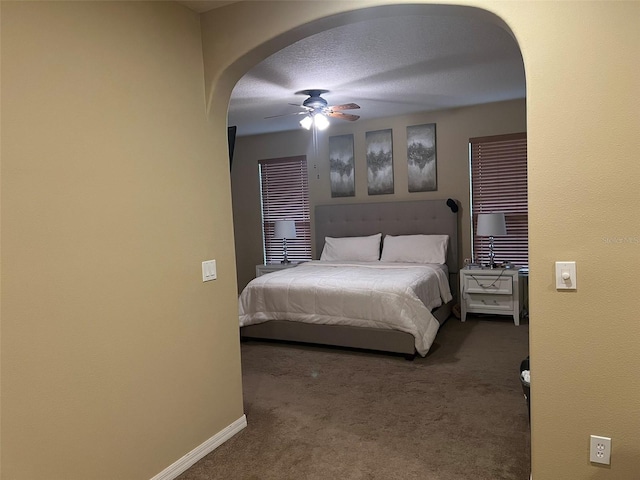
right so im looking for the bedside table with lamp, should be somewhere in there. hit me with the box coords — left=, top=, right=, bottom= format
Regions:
left=460, top=212, right=524, bottom=325
left=256, top=219, right=302, bottom=277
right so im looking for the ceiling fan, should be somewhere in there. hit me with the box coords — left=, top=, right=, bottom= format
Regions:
left=266, top=89, right=360, bottom=130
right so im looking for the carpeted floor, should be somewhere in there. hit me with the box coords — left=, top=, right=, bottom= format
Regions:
left=179, top=315, right=530, bottom=480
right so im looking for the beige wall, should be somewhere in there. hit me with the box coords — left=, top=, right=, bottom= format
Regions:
left=1, top=1, right=638, bottom=480
left=231, top=100, right=526, bottom=291
left=1, top=2, right=243, bottom=479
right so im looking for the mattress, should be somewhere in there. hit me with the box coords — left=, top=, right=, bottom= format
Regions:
left=238, top=261, right=453, bottom=356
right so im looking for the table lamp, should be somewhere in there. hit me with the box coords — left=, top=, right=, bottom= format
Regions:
left=274, top=220, right=297, bottom=264
left=476, top=212, right=507, bottom=268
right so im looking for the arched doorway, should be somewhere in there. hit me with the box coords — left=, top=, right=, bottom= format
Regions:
left=206, top=3, right=529, bottom=479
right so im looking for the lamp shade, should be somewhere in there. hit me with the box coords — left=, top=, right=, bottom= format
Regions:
left=299, top=115, right=313, bottom=130
left=274, top=220, right=297, bottom=239
left=314, top=113, right=330, bottom=130
left=476, top=212, right=507, bottom=237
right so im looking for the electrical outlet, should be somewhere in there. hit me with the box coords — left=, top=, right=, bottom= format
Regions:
left=590, top=435, right=611, bottom=465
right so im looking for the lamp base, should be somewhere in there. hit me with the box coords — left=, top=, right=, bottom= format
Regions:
left=281, top=239, right=291, bottom=264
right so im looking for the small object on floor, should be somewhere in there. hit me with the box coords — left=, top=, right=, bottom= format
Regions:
left=452, top=303, right=461, bottom=319
left=520, top=356, right=531, bottom=422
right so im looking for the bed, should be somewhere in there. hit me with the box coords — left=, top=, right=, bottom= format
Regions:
left=239, top=199, right=460, bottom=358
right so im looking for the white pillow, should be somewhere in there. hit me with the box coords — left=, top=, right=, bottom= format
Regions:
left=380, top=234, right=449, bottom=264
left=320, top=233, right=382, bottom=262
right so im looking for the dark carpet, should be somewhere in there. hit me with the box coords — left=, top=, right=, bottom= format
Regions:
left=179, top=315, right=530, bottom=480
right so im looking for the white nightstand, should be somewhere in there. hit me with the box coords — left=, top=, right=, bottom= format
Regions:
left=255, top=262, right=300, bottom=277
left=460, top=268, right=523, bottom=325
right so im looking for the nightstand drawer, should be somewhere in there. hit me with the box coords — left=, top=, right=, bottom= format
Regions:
left=465, top=294, right=514, bottom=311
left=464, top=275, right=513, bottom=295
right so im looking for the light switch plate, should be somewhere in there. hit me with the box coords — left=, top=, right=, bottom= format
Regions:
left=202, top=260, right=217, bottom=282
left=555, top=261, right=576, bottom=290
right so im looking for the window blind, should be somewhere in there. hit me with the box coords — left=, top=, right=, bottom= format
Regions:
left=470, top=133, right=528, bottom=267
left=259, top=156, right=312, bottom=264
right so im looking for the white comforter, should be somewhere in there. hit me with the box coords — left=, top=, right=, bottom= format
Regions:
left=238, top=261, right=453, bottom=356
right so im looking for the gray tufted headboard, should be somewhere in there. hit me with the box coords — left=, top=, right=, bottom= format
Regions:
left=315, top=199, right=460, bottom=289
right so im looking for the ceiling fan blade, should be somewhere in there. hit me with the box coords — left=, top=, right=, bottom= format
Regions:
left=264, top=111, right=307, bottom=119
left=327, top=112, right=360, bottom=121
left=328, top=103, right=360, bottom=111
left=288, top=103, right=313, bottom=110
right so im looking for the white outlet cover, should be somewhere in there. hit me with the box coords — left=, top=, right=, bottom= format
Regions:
left=589, top=435, right=611, bottom=465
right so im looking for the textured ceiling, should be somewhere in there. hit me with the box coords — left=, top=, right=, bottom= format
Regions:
left=228, top=13, right=525, bottom=137
left=177, top=4, right=526, bottom=137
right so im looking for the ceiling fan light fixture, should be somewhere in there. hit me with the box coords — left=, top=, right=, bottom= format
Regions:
left=272, top=90, right=358, bottom=130
left=314, top=113, right=330, bottom=130
left=299, top=115, right=313, bottom=130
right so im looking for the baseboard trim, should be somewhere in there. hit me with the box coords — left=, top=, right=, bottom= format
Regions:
left=150, top=415, right=247, bottom=480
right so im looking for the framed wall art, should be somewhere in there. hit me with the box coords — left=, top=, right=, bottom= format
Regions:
left=407, top=123, right=437, bottom=192
left=366, top=129, right=394, bottom=195
left=328, top=134, right=355, bottom=197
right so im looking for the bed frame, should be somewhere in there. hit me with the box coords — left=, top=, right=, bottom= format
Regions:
left=240, top=199, right=460, bottom=357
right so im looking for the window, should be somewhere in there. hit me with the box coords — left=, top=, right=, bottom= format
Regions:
left=259, top=155, right=312, bottom=263
left=470, top=133, right=528, bottom=267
